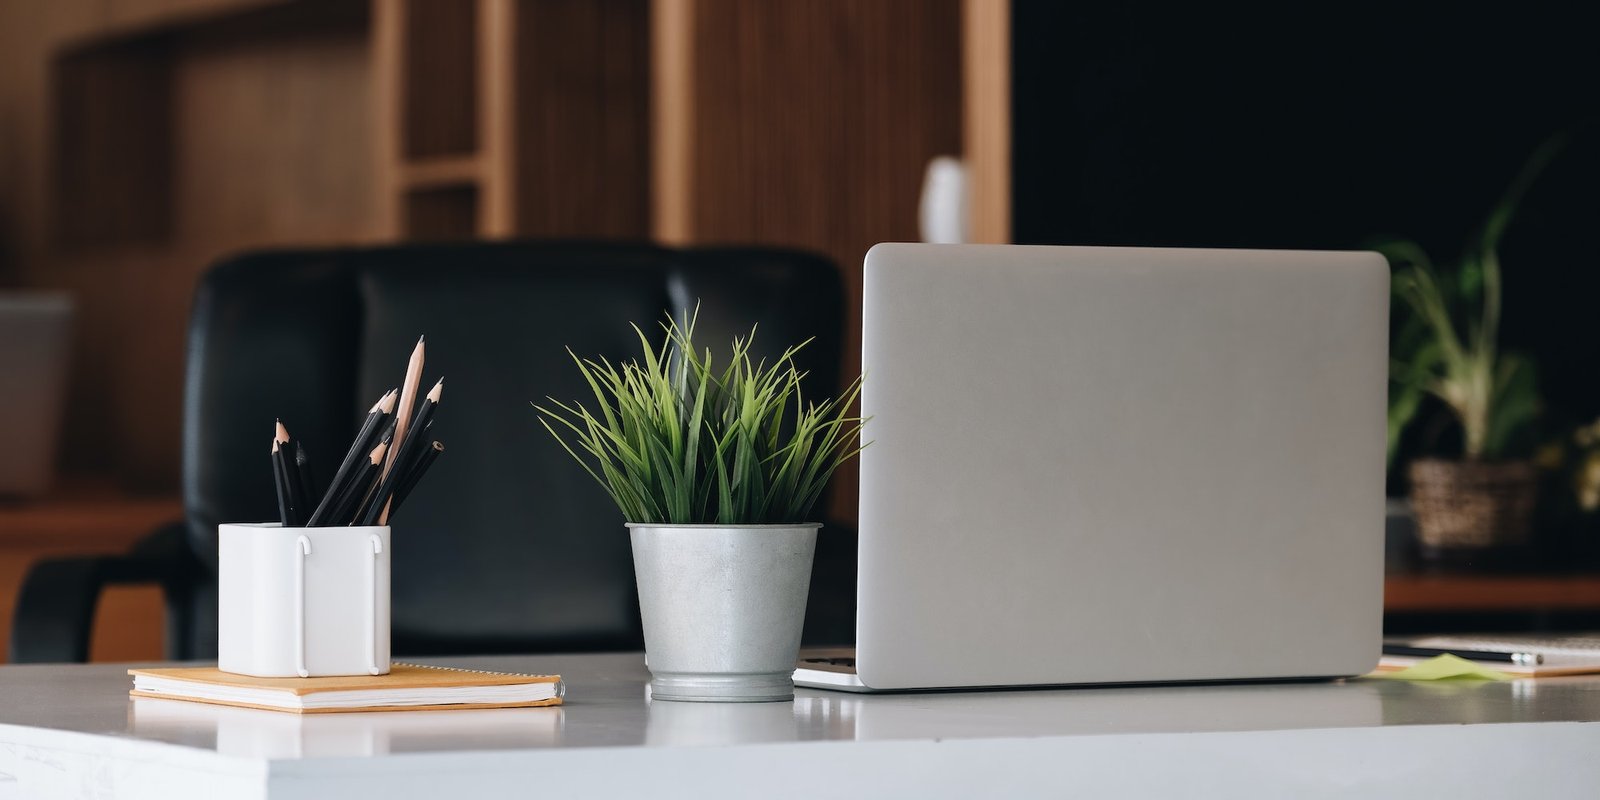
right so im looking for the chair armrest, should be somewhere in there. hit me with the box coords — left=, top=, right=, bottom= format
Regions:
left=9, top=522, right=192, bottom=664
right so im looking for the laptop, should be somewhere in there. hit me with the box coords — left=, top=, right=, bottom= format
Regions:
left=795, top=244, right=1389, bottom=692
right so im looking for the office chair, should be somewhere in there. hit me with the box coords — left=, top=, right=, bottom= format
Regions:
left=10, top=241, right=856, bottom=662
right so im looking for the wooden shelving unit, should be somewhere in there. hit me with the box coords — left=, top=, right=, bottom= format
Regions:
left=373, top=0, right=650, bottom=242
left=8, top=0, right=992, bottom=659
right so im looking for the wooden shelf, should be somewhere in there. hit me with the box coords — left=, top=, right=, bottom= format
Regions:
left=398, top=155, right=483, bottom=189
left=403, top=185, right=480, bottom=240
left=398, top=0, right=478, bottom=160
left=1385, top=574, right=1600, bottom=613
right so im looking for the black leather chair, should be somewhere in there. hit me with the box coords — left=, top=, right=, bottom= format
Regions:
left=10, top=242, right=857, bottom=662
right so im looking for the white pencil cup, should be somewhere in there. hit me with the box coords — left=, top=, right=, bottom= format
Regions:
left=218, top=523, right=391, bottom=678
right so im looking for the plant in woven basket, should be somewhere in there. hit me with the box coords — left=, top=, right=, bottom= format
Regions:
left=534, top=309, right=866, bottom=525
left=1384, top=134, right=1565, bottom=549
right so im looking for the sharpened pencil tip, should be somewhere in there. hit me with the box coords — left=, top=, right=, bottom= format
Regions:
left=275, top=420, right=290, bottom=442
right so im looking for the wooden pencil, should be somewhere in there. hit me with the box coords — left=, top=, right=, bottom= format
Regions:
left=271, top=437, right=293, bottom=526
left=275, top=421, right=306, bottom=526
left=387, top=441, right=443, bottom=520
left=384, top=336, right=426, bottom=482
left=328, top=441, right=387, bottom=526
left=348, top=421, right=399, bottom=524
left=378, top=377, right=441, bottom=524
left=306, top=389, right=396, bottom=526
left=291, top=440, right=315, bottom=523
left=359, top=417, right=435, bottom=526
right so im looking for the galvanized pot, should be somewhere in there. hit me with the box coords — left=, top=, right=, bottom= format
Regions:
left=627, top=523, right=819, bottom=702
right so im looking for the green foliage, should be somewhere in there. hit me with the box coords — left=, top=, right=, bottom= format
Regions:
left=535, top=310, right=867, bottom=525
left=1384, top=134, right=1564, bottom=463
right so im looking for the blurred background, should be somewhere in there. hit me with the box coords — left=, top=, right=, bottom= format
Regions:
left=0, top=0, right=1596, bottom=660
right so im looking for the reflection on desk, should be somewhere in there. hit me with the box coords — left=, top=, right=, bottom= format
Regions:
left=4, top=653, right=1600, bottom=798
left=131, top=699, right=563, bottom=759
left=124, top=672, right=1555, bottom=758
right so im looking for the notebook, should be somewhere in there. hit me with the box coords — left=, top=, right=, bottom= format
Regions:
left=1376, top=634, right=1600, bottom=677
left=128, top=663, right=564, bottom=713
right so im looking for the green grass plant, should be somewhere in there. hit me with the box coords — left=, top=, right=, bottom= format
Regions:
left=536, top=309, right=866, bottom=524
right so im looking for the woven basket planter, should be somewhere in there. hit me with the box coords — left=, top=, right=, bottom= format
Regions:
left=1408, top=458, right=1538, bottom=549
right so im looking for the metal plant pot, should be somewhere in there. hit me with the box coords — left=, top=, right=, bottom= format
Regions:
left=627, top=523, right=819, bottom=702
left=1408, top=458, right=1538, bottom=550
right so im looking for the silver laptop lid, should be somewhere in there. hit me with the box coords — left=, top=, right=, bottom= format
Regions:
left=857, top=244, right=1388, bottom=689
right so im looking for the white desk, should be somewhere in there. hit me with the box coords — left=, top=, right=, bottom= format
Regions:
left=2, top=652, right=1597, bottom=798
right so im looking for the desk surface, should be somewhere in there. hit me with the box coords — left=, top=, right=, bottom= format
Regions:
left=3, top=652, right=1599, bottom=799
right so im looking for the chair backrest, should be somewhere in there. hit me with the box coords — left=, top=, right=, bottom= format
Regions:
left=181, top=242, right=845, bottom=655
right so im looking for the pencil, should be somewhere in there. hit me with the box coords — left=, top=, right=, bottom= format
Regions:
left=281, top=422, right=315, bottom=524
left=271, top=437, right=293, bottom=526
left=329, top=441, right=388, bottom=526
left=359, top=405, right=437, bottom=527
left=378, top=377, right=441, bottom=524
left=348, top=421, right=399, bottom=524
left=293, top=440, right=315, bottom=514
left=387, top=441, right=443, bottom=520
left=276, top=421, right=309, bottom=525
left=306, top=389, right=396, bottom=527
left=1382, top=644, right=1544, bottom=666
left=384, top=336, right=426, bottom=482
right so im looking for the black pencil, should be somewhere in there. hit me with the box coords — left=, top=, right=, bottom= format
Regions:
left=293, top=440, right=316, bottom=515
left=279, top=421, right=314, bottom=524
left=329, top=441, right=388, bottom=526
left=352, top=419, right=406, bottom=524
left=387, top=440, right=443, bottom=520
left=1382, top=644, right=1544, bottom=666
left=346, top=423, right=399, bottom=524
left=306, top=390, right=396, bottom=526
left=359, top=418, right=435, bottom=526
left=376, top=378, right=442, bottom=525
left=271, top=437, right=293, bottom=526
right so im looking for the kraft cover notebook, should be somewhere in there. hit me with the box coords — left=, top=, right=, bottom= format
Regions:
left=129, top=663, right=564, bottom=714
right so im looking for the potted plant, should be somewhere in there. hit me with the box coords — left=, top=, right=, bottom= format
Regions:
left=537, top=311, right=865, bottom=702
left=1520, top=417, right=1600, bottom=566
left=1385, top=137, right=1563, bottom=554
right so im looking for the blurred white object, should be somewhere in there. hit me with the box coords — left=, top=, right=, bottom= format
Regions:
left=918, top=156, right=969, bottom=244
left=0, top=291, right=73, bottom=496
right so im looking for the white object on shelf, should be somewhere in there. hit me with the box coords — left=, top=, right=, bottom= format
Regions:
left=918, top=155, right=969, bottom=244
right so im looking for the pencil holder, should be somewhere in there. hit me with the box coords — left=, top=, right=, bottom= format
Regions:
left=218, top=523, right=391, bottom=678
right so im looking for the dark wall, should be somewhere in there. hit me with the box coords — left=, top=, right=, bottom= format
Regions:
left=1013, top=2, right=1600, bottom=438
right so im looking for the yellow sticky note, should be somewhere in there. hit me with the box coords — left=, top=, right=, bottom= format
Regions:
left=1367, top=653, right=1513, bottom=681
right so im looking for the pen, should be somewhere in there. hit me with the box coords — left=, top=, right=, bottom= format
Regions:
left=1382, top=644, right=1544, bottom=666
